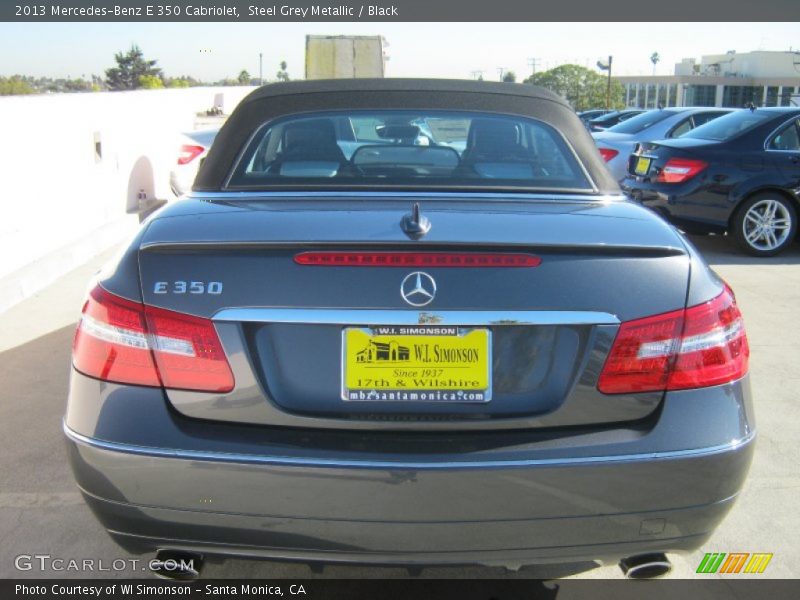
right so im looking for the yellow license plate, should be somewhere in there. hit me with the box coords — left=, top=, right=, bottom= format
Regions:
left=634, top=156, right=652, bottom=176
left=342, top=326, right=491, bottom=402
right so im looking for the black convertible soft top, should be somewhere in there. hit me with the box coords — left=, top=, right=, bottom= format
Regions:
left=194, top=78, right=619, bottom=194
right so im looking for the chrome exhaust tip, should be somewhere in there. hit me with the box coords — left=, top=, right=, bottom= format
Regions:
left=150, top=550, right=204, bottom=580
left=619, top=553, right=672, bottom=579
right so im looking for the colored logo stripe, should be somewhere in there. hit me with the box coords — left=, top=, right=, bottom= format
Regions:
left=697, top=552, right=773, bottom=574
left=697, top=553, right=726, bottom=573
left=719, top=553, right=749, bottom=574
left=744, top=553, right=773, bottom=574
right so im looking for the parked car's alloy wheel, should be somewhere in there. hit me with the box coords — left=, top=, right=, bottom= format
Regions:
left=732, top=194, right=797, bottom=256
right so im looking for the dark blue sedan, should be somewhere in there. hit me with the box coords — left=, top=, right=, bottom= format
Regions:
left=622, top=107, right=800, bottom=256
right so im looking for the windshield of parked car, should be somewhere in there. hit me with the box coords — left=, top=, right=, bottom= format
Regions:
left=589, top=111, right=621, bottom=123
left=606, top=109, right=673, bottom=134
left=681, top=109, right=771, bottom=141
left=227, top=111, right=593, bottom=192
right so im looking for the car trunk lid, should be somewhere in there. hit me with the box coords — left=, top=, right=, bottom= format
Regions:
left=629, top=138, right=720, bottom=180
left=137, top=196, right=690, bottom=430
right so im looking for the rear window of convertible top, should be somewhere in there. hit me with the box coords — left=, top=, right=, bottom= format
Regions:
left=225, top=110, right=594, bottom=192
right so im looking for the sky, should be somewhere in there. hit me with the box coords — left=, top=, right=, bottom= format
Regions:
left=0, top=22, right=798, bottom=81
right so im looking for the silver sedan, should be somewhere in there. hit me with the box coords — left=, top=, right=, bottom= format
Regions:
left=594, top=107, right=732, bottom=181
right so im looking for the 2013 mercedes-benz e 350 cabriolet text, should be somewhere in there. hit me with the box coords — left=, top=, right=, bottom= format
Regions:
left=64, top=80, right=754, bottom=579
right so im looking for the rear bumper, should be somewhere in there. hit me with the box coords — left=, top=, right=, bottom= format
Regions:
left=64, top=424, right=755, bottom=567
left=620, top=178, right=730, bottom=230
left=64, top=365, right=755, bottom=567
left=84, top=494, right=736, bottom=568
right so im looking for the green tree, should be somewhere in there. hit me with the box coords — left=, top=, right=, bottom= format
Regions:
left=105, top=44, right=162, bottom=91
left=502, top=71, right=517, bottom=83
left=276, top=61, right=289, bottom=82
left=138, top=74, right=164, bottom=89
left=525, top=64, right=624, bottom=111
left=238, top=69, right=251, bottom=85
left=0, top=75, right=36, bottom=95
left=64, top=78, right=92, bottom=92
left=167, top=78, right=190, bottom=88
left=166, top=75, right=202, bottom=87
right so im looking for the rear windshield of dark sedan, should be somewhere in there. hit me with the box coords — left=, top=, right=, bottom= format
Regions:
left=681, top=109, right=772, bottom=141
left=226, top=111, right=593, bottom=192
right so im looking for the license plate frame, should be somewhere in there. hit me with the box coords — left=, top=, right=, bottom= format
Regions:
left=341, top=326, right=492, bottom=403
left=633, top=155, right=652, bottom=176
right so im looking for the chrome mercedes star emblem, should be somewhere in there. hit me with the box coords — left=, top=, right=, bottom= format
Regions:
left=400, top=272, right=437, bottom=307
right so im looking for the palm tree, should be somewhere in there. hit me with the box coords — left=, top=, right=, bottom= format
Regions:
left=276, top=61, right=289, bottom=82
left=650, top=52, right=661, bottom=76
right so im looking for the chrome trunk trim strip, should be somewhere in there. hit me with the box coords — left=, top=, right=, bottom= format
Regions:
left=212, top=308, right=621, bottom=326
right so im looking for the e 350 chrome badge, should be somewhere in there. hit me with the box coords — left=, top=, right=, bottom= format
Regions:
left=400, top=272, right=436, bottom=307
left=153, top=281, right=223, bottom=295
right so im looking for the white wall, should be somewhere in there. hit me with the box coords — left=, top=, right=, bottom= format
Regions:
left=0, top=86, right=255, bottom=313
left=699, top=51, right=800, bottom=78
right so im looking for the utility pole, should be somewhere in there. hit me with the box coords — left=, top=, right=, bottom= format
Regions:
left=470, top=70, right=484, bottom=80
left=259, top=53, right=263, bottom=85
left=497, top=67, right=506, bottom=81
left=527, top=58, right=540, bottom=79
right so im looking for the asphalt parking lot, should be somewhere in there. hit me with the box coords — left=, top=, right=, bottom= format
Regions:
left=1, top=234, right=798, bottom=580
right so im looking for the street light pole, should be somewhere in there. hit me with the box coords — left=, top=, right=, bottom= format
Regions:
left=259, top=53, right=263, bottom=86
left=596, top=55, right=613, bottom=110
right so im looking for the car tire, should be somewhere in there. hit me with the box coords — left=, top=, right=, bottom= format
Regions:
left=731, top=193, right=797, bottom=257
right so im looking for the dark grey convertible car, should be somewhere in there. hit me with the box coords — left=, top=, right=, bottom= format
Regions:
left=65, top=80, right=754, bottom=579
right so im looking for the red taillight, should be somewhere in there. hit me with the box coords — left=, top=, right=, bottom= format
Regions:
left=144, top=305, right=234, bottom=392
left=596, top=307, right=684, bottom=394
left=73, top=286, right=160, bottom=387
left=177, top=144, right=205, bottom=165
left=598, top=147, right=619, bottom=162
left=294, top=252, right=542, bottom=267
left=667, top=287, right=749, bottom=390
left=73, top=285, right=234, bottom=393
left=654, top=157, right=708, bottom=183
left=598, top=286, right=749, bottom=394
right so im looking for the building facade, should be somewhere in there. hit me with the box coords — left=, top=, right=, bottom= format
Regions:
left=616, top=51, right=800, bottom=108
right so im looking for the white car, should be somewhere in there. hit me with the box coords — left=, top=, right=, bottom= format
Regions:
left=169, top=129, right=219, bottom=197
